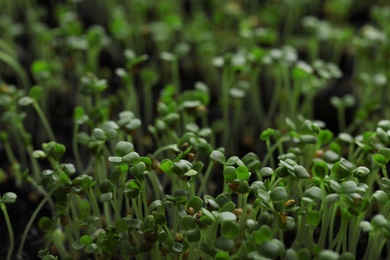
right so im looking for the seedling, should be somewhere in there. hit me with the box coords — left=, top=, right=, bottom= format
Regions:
left=0, top=192, right=17, bottom=260
left=1, top=0, right=390, bottom=259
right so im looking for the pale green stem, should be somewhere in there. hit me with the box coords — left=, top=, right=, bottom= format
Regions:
left=1, top=202, right=14, bottom=260
left=17, top=187, right=56, bottom=258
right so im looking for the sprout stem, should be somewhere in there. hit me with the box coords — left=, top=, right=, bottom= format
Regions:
left=17, top=187, right=56, bottom=258
left=1, top=202, right=14, bottom=260
left=33, top=102, right=56, bottom=141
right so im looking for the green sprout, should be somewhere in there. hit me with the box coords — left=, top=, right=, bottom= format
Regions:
left=0, top=192, right=17, bottom=260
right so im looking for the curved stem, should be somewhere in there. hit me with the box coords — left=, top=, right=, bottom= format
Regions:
left=72, top=123, right=83, bottom=172
left=33, top=102, right=56, bottom=141
left=17, top=187, right=56, bottom=258
left=197, top=162, right=214, bottom=197
left=1, top=203, right=14, bottom=260
left=152, top=144, right=176, bottom=159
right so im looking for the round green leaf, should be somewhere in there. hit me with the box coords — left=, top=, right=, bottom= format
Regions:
left=292, top=61, right=313, bottom=79
left=253, top=225, right=272, bottom=244
left=171, top=160, right=192, bottom=175
left=324, top=150, right=340, bottom=163
left=215, top=194, right=231, bottom=207
left=371, top=214, right=387, bottom=229
left=300, top=135, right=317, bottom=144
left=128, top=219, right=143, bottom=229
left=339, top=158, right=355, bottom=172
left=304, top=186, right=323, bottom=200
left=160, top=160, right=173, bottom=173
left=214, top=251, right=229, bottom=260
left=174, top=189, right=188, bottom=197
left=215, top=237, right=234, bottom=251
left=270, top=187, right=288, bottom=202
left=325, top=194, right=340, bottom=203
left=306, top=210, right=321, bottom=227
left=312, top=161, right=328, bottom=179
left=85, top=243, right=98, bottom=254
left=72, top=240, right=85, bottom=250
left=184, top=169, right=198, bottom=177
left=160, top=51, right=175, bottom=61
left=259, top=167, right=273, bottom=177
left=274, top=166, right=291, bottom=177
left=182, top=216, right=196, bottom=230
left=339, top=252, right=354, bottom=260
left=73, top=106, right=88, bottom=124
left=285, top=249, right=298, bottom=260
left=93, top=128, right=106, bottom=141
left=187, top=196, right=203, bottom=213
left=223, top=166, right=237, bottom=181
left=18, top=96, right=34, bottom=106
left=360, top=221, right=373, bottom=232
left=242, top=152, right=261, bottom=172
left=338, top=133, right=354, bottom=143
left=261, top=128, right=275, bottom=140
left=352, top=166, right=370, bottom=178
left=130, top=161, right=146, bottom=175
left=229, top=87, right=246, bottom=99
left=221, top=201, right=236, bottom=212
left=108, top=156, right=122, bottom=163
left=331, top=162, right=350, bottom=180
left=258, top=212, right=272, bottom=227
left=80, top=235, right=93, bottom=246
left=115, top=141, right=134, bottom=156
left=154, top=214, right=167, bottom=225
left=204, top=195, right=219, bottom=209
left=38, top=217, right=54, bottom=231
left=171, top=241, right=184, bottom=253
left=293, top=165, right=310, bottom=179
left=373, top=190, right=388, bottom=205
left=31, top=60, right=51, bottom=77
left=123, top=187, right=141, bottom=199
left=1, top=192, right=17, bottom=204
left=378, top=120, right=390, bottom=131
left=377, top=147, right=390, bottom=162
left=201, top=207, right=216, bottom=222
left=376, top=127, right=389, bottom=143
left=331, top=96, right=343, bottom=108
left=125, top=118, right=142, bottom=131
left=29, top=86, right=43, bottom=101
left=187, top=228, right=201, bottom=243
left=258, top=239, right=285, bottom=258
left=374, top=154, right=387, bottom=166
left=99, top=179, right=113, bottom=193
left=116, top=219, right=128, bottom=233
left=141, top=157, right=152, bottom=170
left=318, top=130, right=333, bottom=145
left=99, top=192, right=113, bottom=203
left=122, top=152, right=140, bottom=164
left=149, top=200, right=163, bottom=212
left=221, top=221, right=240, bottom=239
left=235, top=180, right=250, bottom=194
left=280, top=216, right=295, bottom=230
left=246, top=219, right=259, bottom=231
left=45, top=142, right=66, bottom=160
left=318, top=250, right=339, bottom=260
left=237, top=165, right=250, bottom=181
left=32, top=150, right=46, bottom=159
left=225, top=156, right=239, bottom=166
left=210, top=150, right=225, bottom=164
left=296, top=248, right=311, bottom=260
left=341, top=181, right=357, bottom=194
left=104, top=129, right=117, bottom=140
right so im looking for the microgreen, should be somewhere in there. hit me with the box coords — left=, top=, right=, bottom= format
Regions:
left=0, top=192, right=17, bottom=260
left=2, top=0, right=390, bottom=259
